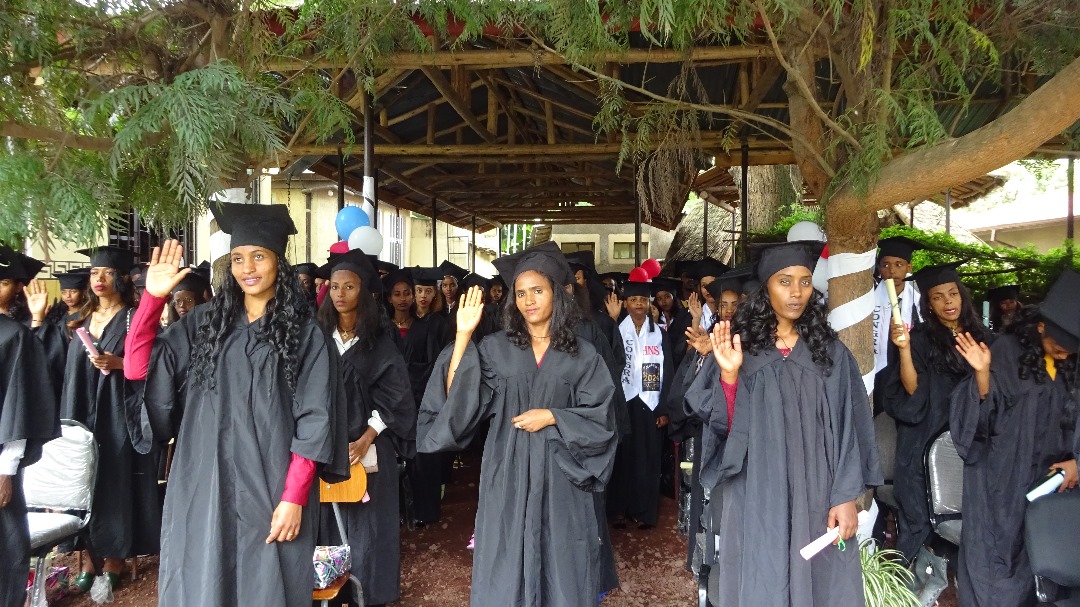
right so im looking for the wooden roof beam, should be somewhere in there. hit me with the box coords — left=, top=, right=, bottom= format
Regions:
left=270, top=46, right=773, bottom=72
left=419, top=66, right=497, bottom=143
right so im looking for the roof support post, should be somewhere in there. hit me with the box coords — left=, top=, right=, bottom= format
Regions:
left=635, top=197, right=643, bottom=267
left=431, top=197, right=439, bottom=265
left=740, top=140, right=750, bottom=263
left=337, top=148, right=345, bottom=211
left=364, top=90, right=378, bottom=229
left=471, top=215, right=477, bottom=271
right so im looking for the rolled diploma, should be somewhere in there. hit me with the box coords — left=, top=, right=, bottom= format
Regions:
left=800, top=527, right=840, bottom=560
left=75, top=327, right=110, bottom=376
left=1026, top=470, right=1065, bottom=502
left=884, top=279, right=905, bottom=342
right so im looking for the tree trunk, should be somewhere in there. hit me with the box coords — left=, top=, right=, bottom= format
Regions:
left=730, top=165, right=797, bottom=234
left=824, top=206, right=879, bottom=376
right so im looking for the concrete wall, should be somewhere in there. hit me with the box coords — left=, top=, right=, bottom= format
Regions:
left=971, top=219, right=1070, bottom=253
left=548, top=222, right=675, bottom=272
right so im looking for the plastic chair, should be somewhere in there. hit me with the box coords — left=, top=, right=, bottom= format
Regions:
left=924, top=431, right=963, bottom=546
left=1025, top=491, right=1080, bottom=606
left=873, top=413, right=899, bottom=510
left=22, top=420, right=98, bottom=607
left=313, top=462, right=367, bottom=607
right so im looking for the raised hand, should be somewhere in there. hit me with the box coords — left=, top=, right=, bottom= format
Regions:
left=455, top=285, right=485, bottom=335
left=685, top=326, right=712, bottom=357
left=709, top=320, right=743, bottom=381
left=25, top=279, right=49, bottom=320
left=604, top=292, right=621, bottom=321
left=955, top=332, right=991, bottom=372
left=144, top=239, right=191, bottom=299
left=688, top=292, right=702, bottom=321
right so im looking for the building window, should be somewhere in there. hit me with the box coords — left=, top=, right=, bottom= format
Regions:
left=613, top=241, right=648, bottom=260
left=561, top=242, right=595, bottom=254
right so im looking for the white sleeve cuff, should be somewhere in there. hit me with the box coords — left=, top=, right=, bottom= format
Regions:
left=0, top=439, right=27, bottom=476
left=367, top=411, right=387, bottom=436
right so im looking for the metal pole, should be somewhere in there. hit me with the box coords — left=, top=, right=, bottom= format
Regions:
left=945, top=189, right=952, bottom=235
left=471, top=215, right=477, bottom=271
left=1068, top=158, right=1075, bottom=241
left=497, top=224, right=503, bottom=258
left=336, top=148, right=345, bottom=211
left=363, top=91, right=377, bottom=228
left=634, top=198, right=643, bottom=266
left=740, top=140, right=749, bottom=264
left=431, top=197, right=438, bottom=265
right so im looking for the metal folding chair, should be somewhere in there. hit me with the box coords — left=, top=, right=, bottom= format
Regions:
left=313, top=463, right=367, bottom=607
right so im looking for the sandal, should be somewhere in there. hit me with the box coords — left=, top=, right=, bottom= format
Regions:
left=105, top=572, right=121, bottom=590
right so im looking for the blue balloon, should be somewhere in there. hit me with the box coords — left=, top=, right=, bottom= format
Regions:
left=335, top=206, right=370, bottom=240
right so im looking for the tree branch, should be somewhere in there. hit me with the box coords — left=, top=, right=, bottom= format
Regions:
left=0, top=121, right=114, bottom=152
left=829, top=54, right=1080, bottom=217
left=754, top=1, right=864, bottom=152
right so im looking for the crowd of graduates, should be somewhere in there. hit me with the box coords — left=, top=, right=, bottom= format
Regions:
left=0, top=201, right=1078, bottom=607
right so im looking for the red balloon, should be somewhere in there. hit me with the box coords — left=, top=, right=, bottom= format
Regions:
left=641, top=258, right=662, bottom=278
left=329, top=240, right=349, bottom=254
left=628, top=267, right=651, bottom=283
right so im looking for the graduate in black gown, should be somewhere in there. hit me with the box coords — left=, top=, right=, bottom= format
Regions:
left=949, top=269, right=1080, bottom=607
left=986, top=284, right=1022, bottom=334
left=45, top=269, right=89, bottom=328
left=418, top=241, right=618, bottom=607
left=881, top=262, right=989, bottom=563
left=384, top=268, right=448, bottom=525
left=0, top=245, right=44, bottom=326
left=608, top=275, right=673, bottom=529
left=315, top=250, right=416, bottom=606
left=685, top=241, right=882, bottom=607
left=0, top=314, right=60, bottom=607
left=58, top=246, right=160, bottom=592
left=124, top=207, right=348, bottom=607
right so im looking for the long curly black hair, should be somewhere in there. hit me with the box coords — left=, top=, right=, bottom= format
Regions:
left=316, top=276, right=384, bottom=352
left=731, top=283, right=837, bottom=374
left=503, top=271, right=580, bottom=356
left=3, top=290, right=30, bottom=323
left=68, top=272, right=136, bottom=330
left=190, top=255, right=311, bottom=392
left=918, top=281, right=991, bottom=375
left=1011, top=307, right=1078, bottom=391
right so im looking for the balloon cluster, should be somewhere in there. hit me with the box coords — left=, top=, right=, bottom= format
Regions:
left=333, top=205, right=383, bottom=255
left=628, top=258, right=662, bottom=283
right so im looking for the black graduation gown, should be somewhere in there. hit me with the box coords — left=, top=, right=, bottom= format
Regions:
left=0, top=317, right=60, bottom=607
left=608, top=321, right=674, bottom=527
left=686, top=340, right=882, bottom=607
left=881, top=328, right=978, bottom=562
left=418, top=334, right=618, bottom=607
left=666, top=309, right=693, bottom=368
left=398, top=313, right=449, bottom=524
left=949, top=335, right=1076, bottom=607
left=320, top=333, right=416, bottom=605
left=667, top=351, right=710, bottom=570
left=131, top=307, right=348, bottom=607
left=59, top=308, right=161, bottom=559
left=31, top=317, right=70, bottom=402
left=572, top=317, right=626, bottom=596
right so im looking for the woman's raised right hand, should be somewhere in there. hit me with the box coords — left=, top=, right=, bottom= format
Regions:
left=144, top=240, right=191, bottom=299
left=456, top=285, right=485, bottom=335
left=709, top=320, right=743, bottom=381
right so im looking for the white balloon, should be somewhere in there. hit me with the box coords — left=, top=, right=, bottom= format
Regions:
left=347, top=226, right=384, bottom=255
left=787, top=220, right=825, bottom=242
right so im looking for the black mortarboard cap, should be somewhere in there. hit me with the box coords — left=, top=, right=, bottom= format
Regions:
left=192, top=262, right=211, bottom=283
left=741, top=278, right=762, bottom=296
left=209, top=201, right=297, bottom=257
left=411, top=267, right=444, bottom=287
left=598, top=272, right=627, bottom=285
left=318, top=248, right=379, bottom=293
left=651, top=277, right=681, bottom=296
left=0, top=246, right=44, bottom=282
left=54, top=270, right=90, bottom=290
left=491, top=241, right=574, bottom=287
left=294, top=263, right=319, bottom=277
left=1038, top=269, right=1080, bottom=352
left=382, top=268, right=414, bottom=292
left=671, top=259, right=696, bottom=277
left=755, top=241, right=826, bottom=282
left=489, top=274, right=507, bottom=290
left=904, top=261, right=964, bottom=293
left=438, top=260, right=469, bottom=282
left=370, top=257, right=398, bottom=277
left=565, top=251, right=598, bottom=278
left=75, top=246, right=136, bottom=273
left=708, top=265, right=754, bottom=300
left=986, top=284, right=1020, bottom=304
left=171, top=272, right=210, bottom=296
left=691, top=257, right=731, bottom=281
left=461, top=273, right=490, bottom=292
left=877, top=236, right=923, bottom=262
left=622, top=279, right=653, bottom=299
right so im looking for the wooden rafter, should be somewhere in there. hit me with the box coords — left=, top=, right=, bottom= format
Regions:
left=419, top=66, right=497, bottom=143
